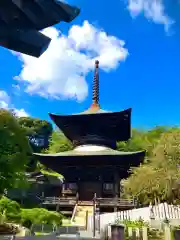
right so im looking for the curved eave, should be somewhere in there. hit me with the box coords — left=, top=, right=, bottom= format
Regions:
left=49, top=108, right=131, bottom=118
left=34, top=149, right=144, bottom=157
left=33, top=150, right=145, bottom=173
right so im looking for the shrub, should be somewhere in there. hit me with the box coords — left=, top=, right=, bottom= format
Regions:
left=0, top=197, right=63, bottom=228
left=20, top=208, right=63, bottom=227
left=0, top=196, right=21, bottom=214
left=148, top=228, right=164, bottom=239
left=116, top=219, right=149, bottom=228
left=0, top=196, right=21, bottom=223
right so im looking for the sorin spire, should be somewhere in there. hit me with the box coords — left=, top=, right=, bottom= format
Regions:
left=91, top=60, right=100, bottom=109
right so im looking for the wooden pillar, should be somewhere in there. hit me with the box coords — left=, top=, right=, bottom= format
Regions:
left=99, top=173, right=103, bottom=198
left=62, top=183, right=65, bottom=197
left=114, top=171, right=120, bottom=198
left=76, top=192, right=79, bottom=203
left=77, top=181, right=81, bottom=200
left=114, top=171, right=120, bottom=212
left=93, top=193, right=97, bottom=238
left=56, top=203, right=60, bottom=212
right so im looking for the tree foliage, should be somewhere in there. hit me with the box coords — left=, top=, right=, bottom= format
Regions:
left=122, top=130, right=180, bottom=204
left=47, top=130, right=73, bottom=153
left=20, top=208, right=62, bottom=227
left=0, top=110, right=31, bottom=193
left=0, top=197, right=63, bottom=227
left=0, top=196, right=21, bottom=223
left=117, top=126, right=169, bottom=155
left=17, top=117, right=53, bottom=171
left=17, top=117, right=53, bottom=152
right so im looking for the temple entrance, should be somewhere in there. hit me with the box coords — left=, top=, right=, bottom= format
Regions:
left=78, top=182, right=102, bottom=201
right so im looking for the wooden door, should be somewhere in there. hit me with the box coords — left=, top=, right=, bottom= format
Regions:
left=79, top=182, right=102, bottom=200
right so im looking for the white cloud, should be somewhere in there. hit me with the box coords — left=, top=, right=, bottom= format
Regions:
left=0, top=90, right=29, bottom=117
left=0, top=91, right=10, bottom=109
left=14, top=20, right=128, bottom=102
left=127, top=0, right=173, bottom=32
left=12, top=84, right=21, bottom=96
left=13, top=108, right=29, bottom=117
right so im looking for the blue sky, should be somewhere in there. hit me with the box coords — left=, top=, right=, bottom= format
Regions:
left=0, top=0, right=180, bottom=129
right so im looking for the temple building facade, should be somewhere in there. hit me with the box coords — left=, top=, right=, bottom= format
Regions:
left=34, top=60, right=145, bottom=212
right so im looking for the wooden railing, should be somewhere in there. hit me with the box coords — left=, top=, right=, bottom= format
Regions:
left=42, top=196, right=137, bottom=207
left=42, top=196, right=77, bottom=205
left=96, top=197, right=137, bottom=207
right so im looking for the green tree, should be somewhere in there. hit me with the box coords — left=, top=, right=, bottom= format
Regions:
left=122, top=164, right=165, bottom=205
left=17, top=117, right=53, bottom=152
left=20, top=208, right=62, bottom=227
left=150, top=130, right=180, bottom=203
left=0, top=197, right=63, bottom=227
left=0, top=110, right=31, bottom=194
left=17, top=117, right=53, bottom=170
left=36, top=130, right=72, bottom=174
left=122, top=130, right=180, bottom=204
left=117, top=127, right=169, bottom=155
left=47, top=130, right=73, bottom=153
left=0, top=197, right=21, bottom=223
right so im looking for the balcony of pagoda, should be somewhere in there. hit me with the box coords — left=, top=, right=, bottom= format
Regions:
left=42, top=196, right=137, bottom=209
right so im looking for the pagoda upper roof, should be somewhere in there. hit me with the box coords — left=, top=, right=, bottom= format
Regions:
left=49, top=108, right=131, bottom=144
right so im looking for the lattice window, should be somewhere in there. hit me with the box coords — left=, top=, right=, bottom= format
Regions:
left=103, top=183, right=113, bottom=190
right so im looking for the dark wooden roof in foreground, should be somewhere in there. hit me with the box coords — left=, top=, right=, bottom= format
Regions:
left=0, top=0, right=80, bottom=57
left=49, top=108, right=131, bottom=144
left=34, top=150, right=145, bottom=173
left=0, top=0, right=80, bottom=30
left=0, top=27, right=51, bottom=57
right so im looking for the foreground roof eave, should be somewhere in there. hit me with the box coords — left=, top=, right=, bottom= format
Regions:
left=33, top=149, right=145, bottom=157
left=48, top=108, right=132, bottom=118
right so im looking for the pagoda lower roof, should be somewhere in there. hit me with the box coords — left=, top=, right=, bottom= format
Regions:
left=34, top=148, right=145, bottom=173
left=35, top=149, right=143, bottom=157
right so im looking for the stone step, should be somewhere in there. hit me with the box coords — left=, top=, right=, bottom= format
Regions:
left=73, top=205, right=94, bottom=227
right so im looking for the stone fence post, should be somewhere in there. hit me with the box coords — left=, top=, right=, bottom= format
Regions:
left=174, top=229, right=180, bottom=240
left=111, top=224, right=125, bottom=240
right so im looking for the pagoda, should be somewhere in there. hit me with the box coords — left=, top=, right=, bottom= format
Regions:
left=34, top=60, right=145, bottom=207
